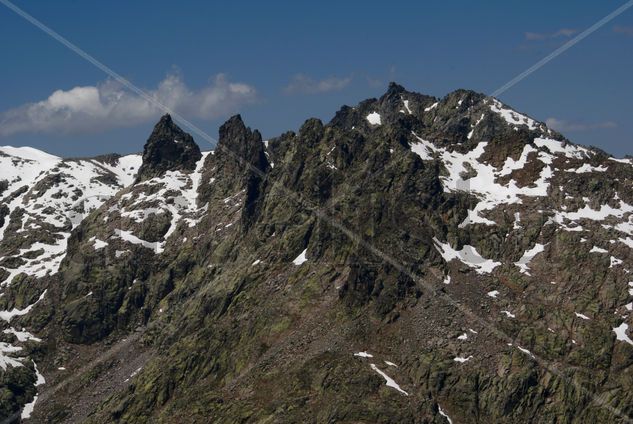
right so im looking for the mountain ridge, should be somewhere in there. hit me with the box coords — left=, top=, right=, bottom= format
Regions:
left=0, top=83, right=623, bottom=164
left=1, top=83, right=633, bottom=423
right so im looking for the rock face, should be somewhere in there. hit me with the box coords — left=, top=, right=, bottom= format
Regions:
left=2, top=84, right=633, bottom=423
left=217, top=114, right=268, bottom=171
left=201, top=114, right=269, bottom=231
left=135, top=114, right=202, bottom=182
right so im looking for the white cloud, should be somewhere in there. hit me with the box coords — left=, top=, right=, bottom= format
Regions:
left=0, top=73, right=257, bottom=137
left=283, top=74, right=352, bottom=95
left=546, top=117, right=617, bottom=132
left=525, top=28, right=577, bottom=41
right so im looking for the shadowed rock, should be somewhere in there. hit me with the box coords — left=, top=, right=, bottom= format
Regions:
left=217, top=114, right=268, bottom=172
left=135, top=114, right=202, bottom=182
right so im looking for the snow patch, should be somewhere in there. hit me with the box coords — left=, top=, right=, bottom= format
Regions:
left=0, top=342, right=23, bottom=370
left=514, top=243, right=546, bottom=275
left=611, top=257, right=623, bottom=268
left=433, top=238, right=500, bottom=274
left=369, top=363, right=408, bottom=395
left=114, top=229, right=162, bottom=253
left=613, top=323, right=633, bottom=346
left=0, top=290, right=47, bottom=322
left=3, top=328, right=41, bottom=342
left=534, top=137, right=589, bottom=159
left=438, top=405, right=454, bottom=424
left=410, top=137, right=434, bottom=160
left=410, top=133, right=553, bottom=227
left=489, top=99, right=540, bottom=130
left=293, top=249, right=308, bottom=265
left=566, top=163, right=607, bottom=173
left=92, top=238, right=108, bottom=250
left=516, top=346, right=535, bottom=358
left=366, top=112, right=382, bottom=125
left=402, top=98, right=412, bottom=114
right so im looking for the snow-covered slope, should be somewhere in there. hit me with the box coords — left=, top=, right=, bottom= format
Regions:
left=0, top=146, right=141, bottom=416
left=0, top=147, right=141, bottom=286
left=107, top=151, right=211, bottom=255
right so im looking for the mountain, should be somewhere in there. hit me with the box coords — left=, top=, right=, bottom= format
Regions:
left=1, top=83, right=633, bottom=423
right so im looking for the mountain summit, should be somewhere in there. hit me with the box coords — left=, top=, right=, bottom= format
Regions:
left=1, top=84, right=633, bottom=423
left=135, top=113, right=202, bottom=182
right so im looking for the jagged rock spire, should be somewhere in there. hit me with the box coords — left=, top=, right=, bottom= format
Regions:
left=217, top=114, right=268, bottom=172
left=135, top=114, right=202, bottom=182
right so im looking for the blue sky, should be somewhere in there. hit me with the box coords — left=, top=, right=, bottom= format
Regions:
left=0, top=0, right=632, bottom=157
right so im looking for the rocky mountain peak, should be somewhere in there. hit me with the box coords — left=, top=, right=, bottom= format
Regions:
left=386, top=81, right=406, bottom=95
left=217, top=114, right=268, bottom=172
left=135, top=114, right=202, bottom=182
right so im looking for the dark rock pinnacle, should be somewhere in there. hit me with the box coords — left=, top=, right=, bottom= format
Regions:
left=135, top=114, right=202, bottom=182
left=217, top=114, right=268, bottom=172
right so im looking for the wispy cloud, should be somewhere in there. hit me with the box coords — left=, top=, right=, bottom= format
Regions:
left=614, top=25, right=633, bottom=36
left=0, top=73, right=257, bottom=137
left=365, top=75, right=384, bottom=88
left=283, top=74, right=352, bottom=95
left=524, top=28, right=578, bottom=41
left=546, top=117, right=617, bottom=132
